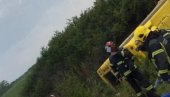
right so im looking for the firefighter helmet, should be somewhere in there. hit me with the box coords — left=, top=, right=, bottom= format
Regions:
left=105, top=41, right=114, bottom=47
left=151, top=26, right=158, bottom=32
left=134, top=25, right=151, bottom=42
left=105, top=41, right=116, bottom=53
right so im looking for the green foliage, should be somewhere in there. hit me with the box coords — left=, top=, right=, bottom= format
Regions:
left=1, top=71, right=32, bottom=97
left=0, top=80, right=10, bottom=96
left=55, top=70, right=120, bottom=97
left=157, top=83, right=170, bottom=94
left=2, top=0, right=165, bottom=97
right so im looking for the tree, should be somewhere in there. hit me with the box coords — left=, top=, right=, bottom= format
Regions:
left=0, top=80, right=10, bottom=96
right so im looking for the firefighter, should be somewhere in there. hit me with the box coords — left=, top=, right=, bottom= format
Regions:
left=133, top=25, right=170, bottom=83
left=105, top=41, right=122, bottom=81
left=105, top=41, right=160, bottom=97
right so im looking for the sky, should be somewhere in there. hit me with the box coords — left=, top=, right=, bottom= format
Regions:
left=0, top=0, right=95, bottom=83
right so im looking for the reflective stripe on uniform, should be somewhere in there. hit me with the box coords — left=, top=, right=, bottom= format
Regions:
left=165, top=29, right=170, bottom=32
left=117, top=61, right=123, bottom=65
left=136, top=92, right=142, bottom=97
left=160, top=43, right=170, bottom=64
left=114, top=72, right=119, bottom=76
left=163, top=33, right=170, bottom=37
left=110, top=63, right=113, bottom=66
left=124, top=70, right=131, bottom=76
left=121, top=50, right=125, bottom=57
left=151, top=59, right=157, bottom=68
left=157, top=73, right=160, bottom=77
left=152, top=49, right=164, bottom=58
left=158, top=69, right=168, bottom=74
left=134, top=65, right=137, bottom=69
left=146, top=85, right=153, bottom=91
left=122, top=76, right=126, bottom=79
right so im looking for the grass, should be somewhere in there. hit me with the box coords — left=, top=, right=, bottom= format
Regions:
left=1, top=71, right=31, bottom=97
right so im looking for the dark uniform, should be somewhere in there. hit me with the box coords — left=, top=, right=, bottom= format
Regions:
left=109, top=49, right=160, bottom=97
left=160, top=29, right=170, bottom=57
left=139, top=30, right=170, bottom=82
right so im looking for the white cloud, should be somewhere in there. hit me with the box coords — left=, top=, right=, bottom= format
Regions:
left=0, top=8, right=56, bottom=82
left=18, top=0, right=22, bottom=5
left=0, top=0, right=22, bottom=19
left=0, top=9, right=5, bottom=19
left=0, top=0, right=95, bottom=83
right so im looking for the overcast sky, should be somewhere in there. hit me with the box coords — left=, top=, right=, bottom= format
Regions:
left=0, top=0, right=95, bottom=83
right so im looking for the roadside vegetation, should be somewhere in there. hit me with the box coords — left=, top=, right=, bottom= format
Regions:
left=2, top=0, right=169, bottom=97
